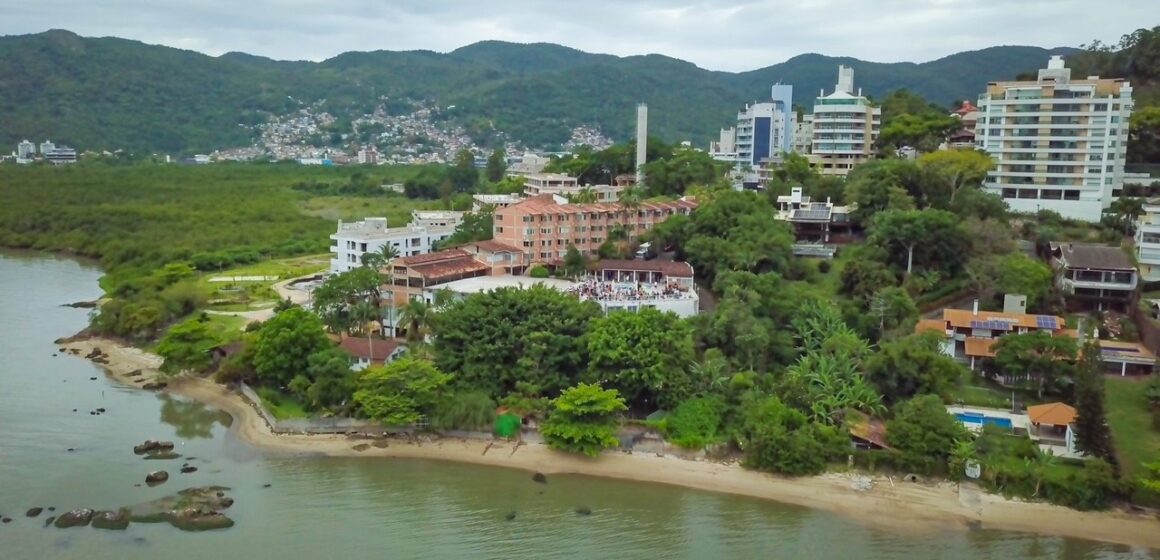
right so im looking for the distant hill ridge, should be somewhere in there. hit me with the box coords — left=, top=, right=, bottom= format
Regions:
left=0, top=29, right=1079, bottom=152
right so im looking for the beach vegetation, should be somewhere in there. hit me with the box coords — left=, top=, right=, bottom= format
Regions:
left=886, top=395, right=967, bottom=474
left=863, top=332, right=965, bottom=405
left=353, top=356, right=453, bottom=427
left=155, top=315, right=219, bottom=374
left=540, top=383, right=627, bottom=457
left=652, top=396, right=727, bottom=450
left=429, top=391, right=497, bottom=431
left=737, top=395, right=848, bottom=476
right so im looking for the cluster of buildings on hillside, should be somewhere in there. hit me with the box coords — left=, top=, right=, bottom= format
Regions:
left=710, top=66, right=881, bottom=182
left=709, top=56, right=1144, bottom=224
left=7, top=139, right=78, bottom=165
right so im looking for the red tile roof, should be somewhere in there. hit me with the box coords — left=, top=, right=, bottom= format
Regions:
left=463, top=240, right=523, bottom=254
left=500, top=195, right=698, bottom=217
left=1027, top=402, right=1077, bottom=426
left=594, top=259, right=694, bottom=278
left=393, top=249, right=470, bottom=267
left=338, top=337, right=405, bottom=362
left=411, top=257, right=489, bottom=280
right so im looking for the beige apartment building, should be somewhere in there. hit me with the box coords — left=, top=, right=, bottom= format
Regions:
left=493, top=195, right=698, bottom=263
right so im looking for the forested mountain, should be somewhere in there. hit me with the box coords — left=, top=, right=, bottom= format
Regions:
left=0, top=29, right=1080, bottom=153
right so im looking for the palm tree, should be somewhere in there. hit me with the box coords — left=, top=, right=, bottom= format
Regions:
left=949, top=438, right=977, bottom=478
left=398, top=299, right=435, bottom=344
left=1027, top=449, right=1058, bottom=497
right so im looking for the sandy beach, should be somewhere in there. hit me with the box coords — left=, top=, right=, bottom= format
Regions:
left=60, top=336, right=1160, bottom=549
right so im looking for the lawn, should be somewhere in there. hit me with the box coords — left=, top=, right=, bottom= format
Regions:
left=203, top=314, right=250, bottom=340
left=256, top=387, right=309, bottom=420
left=199, top=253, right=330, bottom=307
left=948, top=372, right=1042, bottom=409
left=1105, top=377, right=1160, bottom=478
left=299, top=195, right=446, bottom=225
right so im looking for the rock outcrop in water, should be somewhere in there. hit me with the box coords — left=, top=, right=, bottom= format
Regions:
left=54, top=508, right=94, bottom=528
left=25, top=507, right=43, bottom=517
left=49, top=487, right=236, bottom=533
left=127, top=486, right=236, bottom=531
left=91, top=509, right=130, bottom=530
left=146, top=471, right=169, bottom=485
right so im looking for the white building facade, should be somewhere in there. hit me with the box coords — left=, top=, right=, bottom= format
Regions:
left=329, top=216, right=459, bottom=274
left=809, top=66, right=881, bottom=176
left=711, top=84, right=795, bottom=168
left=16, top=139, right=35, bottom=159
left=1136, top=198, right=1160, bottom=283
left=975, top=56, right=1133, bottom=222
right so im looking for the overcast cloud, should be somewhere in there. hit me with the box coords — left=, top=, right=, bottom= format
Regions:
left=1, top=0, right=1148, bottom=71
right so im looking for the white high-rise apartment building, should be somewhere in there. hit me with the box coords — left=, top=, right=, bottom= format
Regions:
left=975, top=56, right=1133, bottom=222
left=16, top=139, right=35, bottom=159
left=710, top=84, right=795, bottom=168
left=809, top=66, right=881, bottom=176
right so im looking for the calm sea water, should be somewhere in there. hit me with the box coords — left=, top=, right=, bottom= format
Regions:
left=0, top=250, right=1154, bottom=559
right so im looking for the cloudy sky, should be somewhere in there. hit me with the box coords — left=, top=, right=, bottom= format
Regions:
left=2, top=0, right=1146, bottom=71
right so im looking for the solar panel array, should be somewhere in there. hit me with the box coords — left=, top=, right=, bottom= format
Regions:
left=1035, top=315, right=1059, bottom=330
left=792, top=208, right=831, bottom=221
left=970, top=320, right=1015, bottom=331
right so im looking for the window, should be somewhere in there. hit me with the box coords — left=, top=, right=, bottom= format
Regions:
left=1064, top=190, right=1080, bottom=200
left=1107, top=165, right=1114, bottom=172
left=1041, top=189, right=1063, bottom=200
left=1002, top=188, right=1018, bottom=199
left=1092, top=103, right=1108, bottom=111
left=1017, top=189, right=1038, bottom=199
left=495, top=227, right=503, bottom=234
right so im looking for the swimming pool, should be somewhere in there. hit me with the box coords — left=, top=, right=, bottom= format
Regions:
left=954, top=412, right=1013, bottom=429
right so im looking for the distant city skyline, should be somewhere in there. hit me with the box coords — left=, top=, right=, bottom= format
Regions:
left=1, top=1, right=1147, bottom=72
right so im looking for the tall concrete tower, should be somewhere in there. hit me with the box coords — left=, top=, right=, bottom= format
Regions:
left=635, top=103, right=648, bottom=185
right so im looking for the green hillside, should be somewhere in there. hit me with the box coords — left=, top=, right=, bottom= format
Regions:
left=0, top=29, right=1085, bottom=153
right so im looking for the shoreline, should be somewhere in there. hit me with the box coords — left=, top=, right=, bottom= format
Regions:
left=60, top=336, right=1160, bottom=549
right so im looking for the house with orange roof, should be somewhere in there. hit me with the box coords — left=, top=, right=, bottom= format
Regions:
left=917, top=299, right=1155, bottom=375
left=1027, top=402, right=1078, bottom=455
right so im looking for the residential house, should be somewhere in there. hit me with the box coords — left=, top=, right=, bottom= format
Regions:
left=338, top=337, right=406, bottom=371
left=916, top=301, right=1155, bottom=375
left=385, top=240, right=529, bottom=324
left=1047, top=242, right=1136, bottom=311
left=775, top=187, right=856, bottom=243
left=492, top=195, right=698, bottom=264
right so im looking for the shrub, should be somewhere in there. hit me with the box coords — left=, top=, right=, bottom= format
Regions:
left=528, top=265, right=550, bottom=279
left=659, top=396, right=727, bottom=449
left=817, top=260, right=832, bottom=274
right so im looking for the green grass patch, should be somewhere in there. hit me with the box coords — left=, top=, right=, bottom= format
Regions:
left=949, top=373, right=1042, bottom=409
left=1106, top=377, right=1160, bottom=478
left=256, top=387, right=309, bottom=420
left=203, top=314, right=250, bottom=341
left=199, top=253, right=330, bottom=306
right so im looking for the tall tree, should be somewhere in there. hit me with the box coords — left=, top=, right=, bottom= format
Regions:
left=587, top=308, right=695, bottom=408
left=864, top=332, right=965, bottom=404
left=484, top=148, right=507, bottom=183
left=869, top=209, right=969, bottom=277
left=917, top=149, right=994, bottom=203
left=1073, top=339, right=1116, bottom=463
left=448, top=149, right=479, bottom=193
left=540, top=383, right=627, bottom=457
left=887, top=394, right=968, bottom=474
left=991, top=331, right=1078, bottom=398
left=353, top=357, right=453, bottom=426
left=251, top=307, right=333, bottom=386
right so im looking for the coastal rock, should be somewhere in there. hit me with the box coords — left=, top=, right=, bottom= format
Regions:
left=53, top=508, right=94, bottom=528
left=532, top=472, right=547, bottom=484
left=144, top=451, right=182, bottom=460
left=47, top=507, right=55, bottom=512
left=504, top=511, right=517, bottom=521
left=145, top=471, right=169, bottom=486
left=96, top=408, right=106, bottom=413
left=44, top=516, right=55, bottom=526
left=134, top=441, right=160, bottom=454
left=352, top=443, right=370, bottom=452
left=126, top=486, right=236, bottom=532
left=1, top=517, right=10, bottom=524
left=141, top=382, right=168, bottom=391
left=156, top=441, right=175, bottom=450
left=91, top=509, right=130, bottom=530
left=26, top=507, right=43, bottom=517
left=63, top=301, right=98, bottom=309
left=575, top=506, right=592, bottom=516
left=84, top=347, right=104, bottom=359
left=180, top=465, right=198, bottom=474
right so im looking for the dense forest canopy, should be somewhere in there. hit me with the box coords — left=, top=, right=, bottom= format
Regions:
left=0, top=29, right=1077, bottom=152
